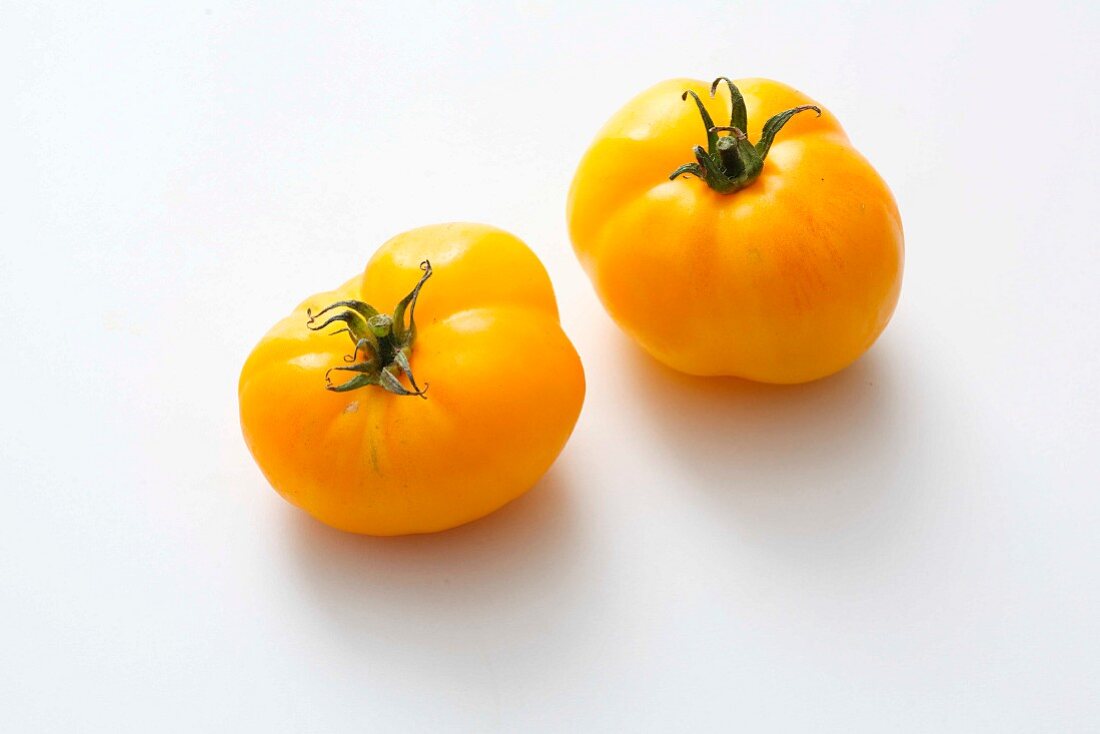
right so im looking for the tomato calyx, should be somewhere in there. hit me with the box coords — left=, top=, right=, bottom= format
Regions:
left=306, top=260, right=432, bottom=398
left=670, top=76, right=821, bottom=194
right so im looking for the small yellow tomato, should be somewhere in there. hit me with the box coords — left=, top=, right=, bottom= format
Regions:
left=239, top=223, right=585, bottom=535
left=568, top=76, right=904, bottom=383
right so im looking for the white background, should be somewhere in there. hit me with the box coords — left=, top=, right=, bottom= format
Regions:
left=3, top=2, right=1098, bottom=731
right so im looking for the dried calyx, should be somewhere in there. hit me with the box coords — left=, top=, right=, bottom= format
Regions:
left=306, top=260, right=432, bottom=398
left=670, top=77, right=821, bottom=194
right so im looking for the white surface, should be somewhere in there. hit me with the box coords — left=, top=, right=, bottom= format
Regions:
left=3, top=2, right=1099, bottom=731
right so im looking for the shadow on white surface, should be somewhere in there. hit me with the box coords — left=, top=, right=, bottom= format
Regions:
left=617, top=334, right=915, bottom=561
left=281, top=466, right=596, bottom=655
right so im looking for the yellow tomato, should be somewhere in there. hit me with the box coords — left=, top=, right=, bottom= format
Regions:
left=239, top=223, right=585, bottom=535
left=568, top=77, right=904, bottom=383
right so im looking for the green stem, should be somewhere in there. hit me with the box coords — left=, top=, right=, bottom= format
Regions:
left=307, top=261, right=433, bottom=398
left=669, top=77, right=821, bottom=194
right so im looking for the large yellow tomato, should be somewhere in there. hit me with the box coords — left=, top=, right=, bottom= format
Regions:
left=239, top=223, right=585, bottom=535
left=568, top=77, right=903, bottom=383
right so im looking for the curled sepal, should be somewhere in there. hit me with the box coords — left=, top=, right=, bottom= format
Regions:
left=306, top=308, right=372, bottom=343
left=755, top=104, right=821, bottom=159
left=378, top=366, right=427, bottom=398
left=669, top=162, right=705, bottom=181
left=325, top=362, right=378, bottom=392
left=306, top=260, right=434, bottom=398
left=392, top=348, right=427, bottom=397
left=344, top=337, right=379, bottom=363
left=307, top=299, right=379, bottom=324
left=325, top=374, right=376, bottom=393
left=392, top=260, right=432, bottom=345
left=710, top=77, right=747, bottom=135
left=681, top=90, right=719, bottom=154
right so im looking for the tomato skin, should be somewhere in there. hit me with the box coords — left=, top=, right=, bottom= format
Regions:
left=568, top=78, right=903, bottom=383
left=239, top=223, right=585, bottom=535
